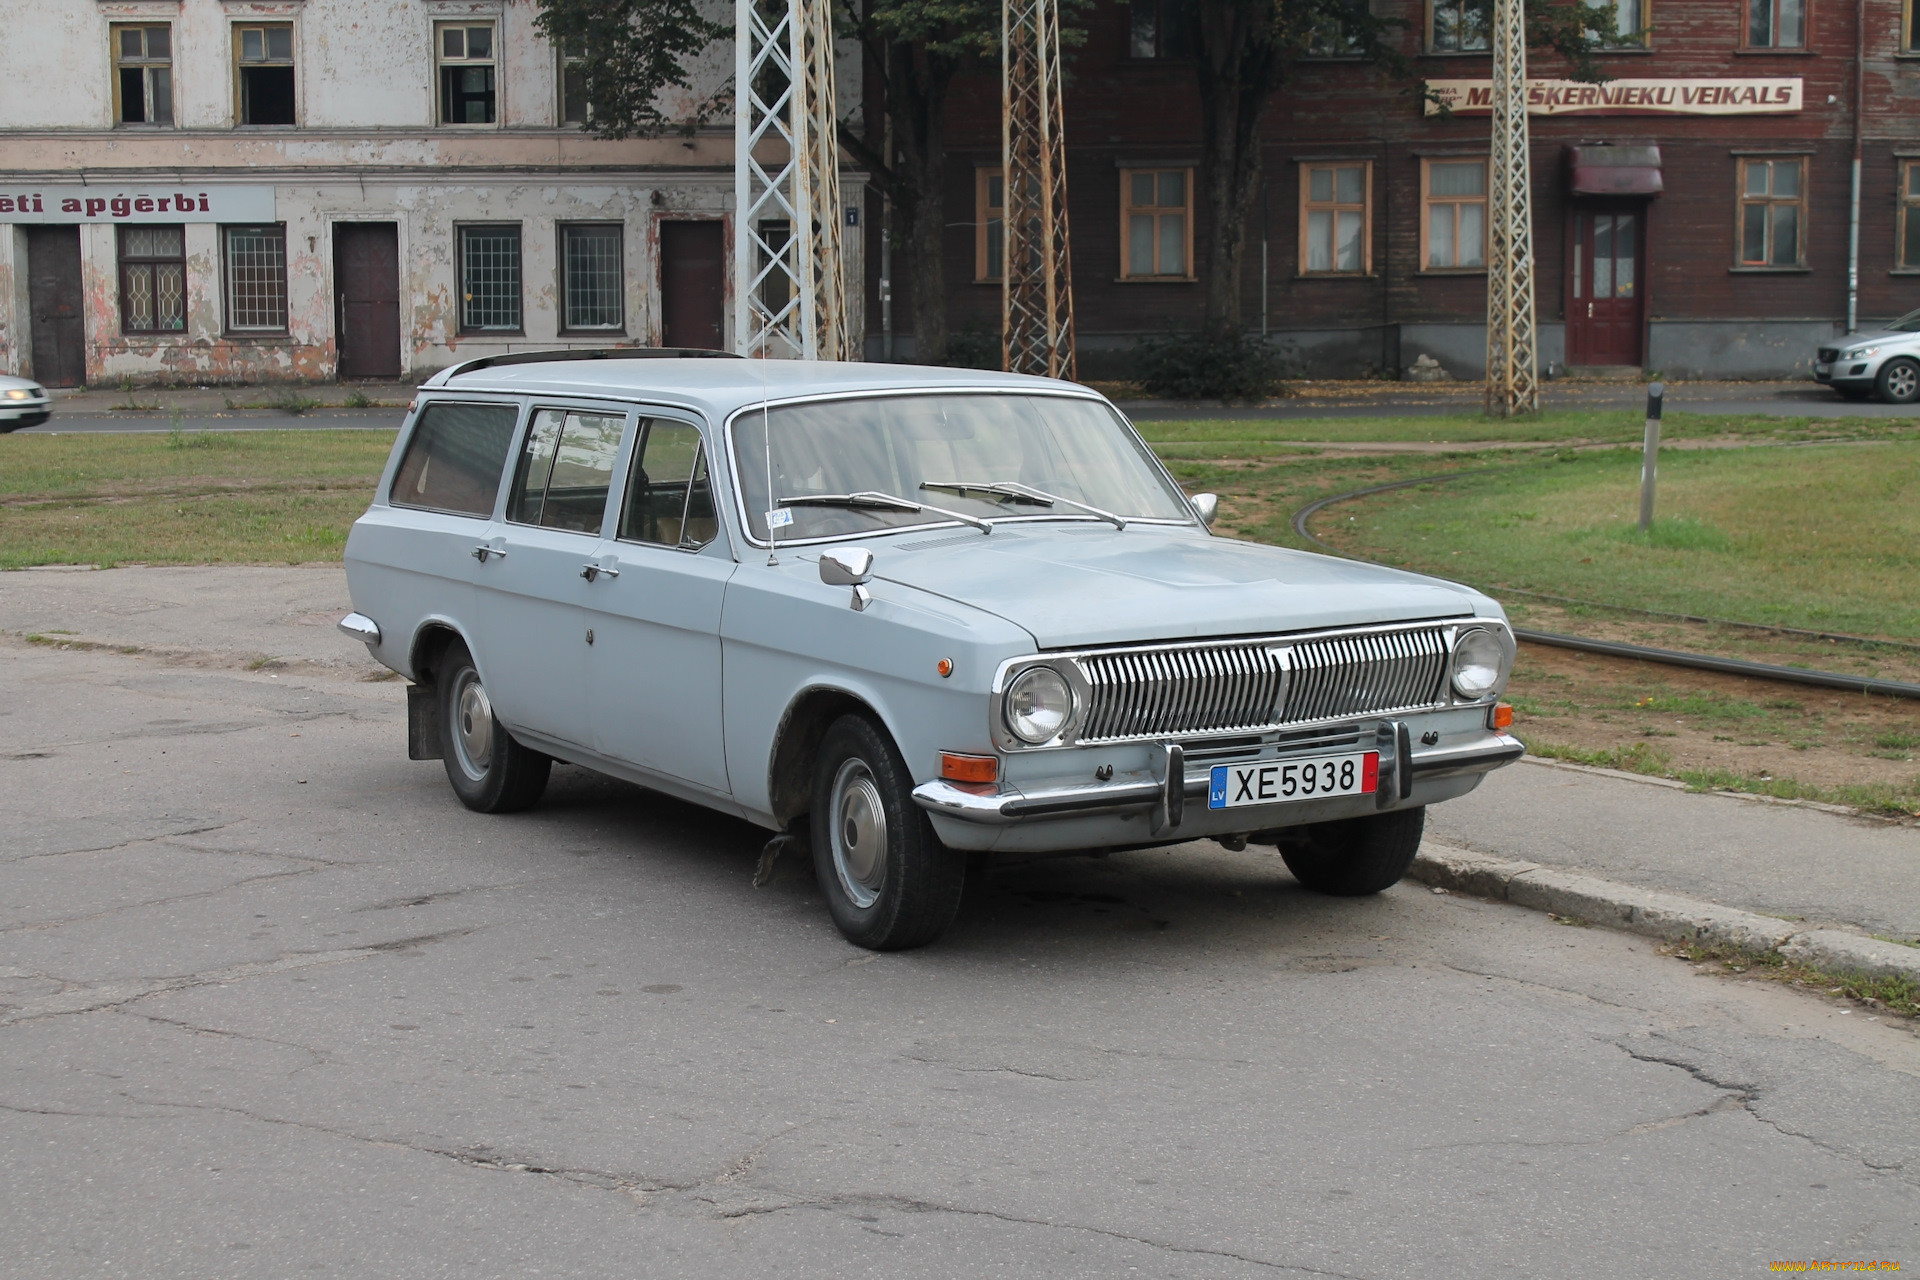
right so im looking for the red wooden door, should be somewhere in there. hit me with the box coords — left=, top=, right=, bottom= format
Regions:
left=659, top=221, right=725, bottom=350
left=335, top=223, right=401, bottom=379
left=1567, top=207, right=1644, bottom=367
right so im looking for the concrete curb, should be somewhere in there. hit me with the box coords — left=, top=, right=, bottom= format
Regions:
left=1410, top=843, right=1920, bottom=983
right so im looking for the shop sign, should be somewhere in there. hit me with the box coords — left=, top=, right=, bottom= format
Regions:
left=0, top=185, right=276, bottom=223
left=1425, top=78, right=1802, bottom=117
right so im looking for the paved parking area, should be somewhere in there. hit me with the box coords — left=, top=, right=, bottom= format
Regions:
left=3, top=632, right=1917, bottom=1278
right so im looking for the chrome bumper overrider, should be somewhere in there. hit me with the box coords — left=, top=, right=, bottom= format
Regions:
left=337, top=612, right=381, bottom=648
left=912, top=729, right=1525, bottom=827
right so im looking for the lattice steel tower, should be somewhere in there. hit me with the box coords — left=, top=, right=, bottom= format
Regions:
left=734, top=0, right=849, bottom=360
left=1484, top=0, right=1538, bottom=415
left=1001, top=0, right=1076, bottom=379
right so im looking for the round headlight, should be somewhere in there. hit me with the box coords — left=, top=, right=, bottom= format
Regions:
left=1005, top=666, right=1073, bottom=744
left=1451, top=628, right=1505, bottom=700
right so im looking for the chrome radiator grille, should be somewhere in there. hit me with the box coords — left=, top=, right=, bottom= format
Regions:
left=1070, top=625, right=1451, bottom=744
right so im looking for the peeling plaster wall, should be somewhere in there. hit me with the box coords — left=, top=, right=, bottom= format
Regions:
left=0, top=229, right=22, bottom=377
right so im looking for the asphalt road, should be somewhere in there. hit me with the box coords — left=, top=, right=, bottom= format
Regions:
left=3, top=637, right=1916, bottom=1278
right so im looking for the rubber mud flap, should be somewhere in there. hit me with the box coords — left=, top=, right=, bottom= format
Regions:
left=408, top=682, right=443, bottom=760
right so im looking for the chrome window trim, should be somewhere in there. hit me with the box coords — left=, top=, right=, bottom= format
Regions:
left=986, top=616, right=1512, bottom=750
left=720, top=386, right=1202, bottom=550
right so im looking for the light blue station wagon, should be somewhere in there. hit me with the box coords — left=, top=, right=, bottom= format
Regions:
left=341, top=352, right=1523, bottom=949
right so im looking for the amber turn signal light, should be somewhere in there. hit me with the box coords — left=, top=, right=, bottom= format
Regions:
left=940, top=752, right=998, bottom=784
left=1491, top=702, right=1514, bottom=730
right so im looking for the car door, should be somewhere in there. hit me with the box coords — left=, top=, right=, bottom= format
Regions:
left=472, top=403, right=635, bottom=747
left=584, top=415, right=734, bottom=792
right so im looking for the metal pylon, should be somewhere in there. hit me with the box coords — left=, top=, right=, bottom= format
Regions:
left=1484, top=0, right=1537, bottom=415
left=1002, top=0, right=1075, bottom=379
left=733, top=0, right=848, bottom=360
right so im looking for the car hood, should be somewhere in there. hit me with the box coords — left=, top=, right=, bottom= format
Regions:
left=865, top=523, right=1492, bottom=648
left=1836, top=329, right=1920, bottom=350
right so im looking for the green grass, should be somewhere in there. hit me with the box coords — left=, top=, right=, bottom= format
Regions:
left=1134, top=410, right=1920, bottom=458
left=1315, top=442, right=1920, bottom=641
left=0, top=430, right=393, bottom=568
left=1665, top=938, right=1920, bottom=1020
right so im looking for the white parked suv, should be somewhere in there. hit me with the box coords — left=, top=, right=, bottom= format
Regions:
left=1814, top=308, right=1920, bottom=403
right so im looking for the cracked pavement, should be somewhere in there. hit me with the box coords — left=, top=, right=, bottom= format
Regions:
left=2, top=625, right=1918, bottom=1278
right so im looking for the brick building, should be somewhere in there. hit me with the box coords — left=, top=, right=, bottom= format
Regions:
left=919, top=0, right=1920, bottom=379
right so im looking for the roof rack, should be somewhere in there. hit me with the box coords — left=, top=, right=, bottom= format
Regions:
left=438, top=347, right=742, bottom=381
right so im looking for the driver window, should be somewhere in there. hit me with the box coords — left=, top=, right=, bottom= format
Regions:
left=507, top=407, right=629, bottom=534
left=618, top=420, right=717, bottom=549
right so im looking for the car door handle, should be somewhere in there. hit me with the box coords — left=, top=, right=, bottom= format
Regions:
left=580, top=563, right=619, bottom=582
left=473, top=545, right=506, bottom=563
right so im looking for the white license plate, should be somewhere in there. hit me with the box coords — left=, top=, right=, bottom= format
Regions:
left=1208, top=752, right=1379, bottom=809
left=1814, top=362, right=1831, bottom=375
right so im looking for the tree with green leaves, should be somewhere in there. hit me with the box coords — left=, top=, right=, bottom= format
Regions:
left=533, top=0, right=730, bottom=140
left=1184, top=0, right=1616, bottom=335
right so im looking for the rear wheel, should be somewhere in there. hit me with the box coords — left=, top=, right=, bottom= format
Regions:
left=810, top=714, right=966, bottom=950
left=1278, top=807, right=1426, bottom=897
left=437, top=641, right=551, bottom=814
left=1876, top=358, right=1920, bottom=405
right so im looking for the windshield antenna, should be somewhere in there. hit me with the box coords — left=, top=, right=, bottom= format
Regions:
left=760, top=346, right=780, bottom=566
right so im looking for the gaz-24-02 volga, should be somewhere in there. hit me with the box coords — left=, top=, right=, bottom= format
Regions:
left=340, top=352, right=1522, bottom=949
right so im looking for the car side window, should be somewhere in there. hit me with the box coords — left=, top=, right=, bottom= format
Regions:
left=617, top=420, right=718, bottom=549
left=507, top=407, right=629, bottom=535
left=389, top=400, right=518, bottom=517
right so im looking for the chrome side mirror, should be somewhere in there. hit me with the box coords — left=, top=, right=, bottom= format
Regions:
left=1190, top=493, right=1219, bottom=527
left=818, top=547, right=875, bottom=611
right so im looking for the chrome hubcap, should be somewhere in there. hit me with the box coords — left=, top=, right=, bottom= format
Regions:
left=829, top=758, right=888, bottom=910
left=451, top=668, right=494, bottom=781
left=1890, top=365, right=1917, bottom=398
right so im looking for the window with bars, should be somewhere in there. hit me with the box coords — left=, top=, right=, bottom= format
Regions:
left=1128, top=0, right=1194, bottom=57
left=1737, top=158, right=1805, bottom=267
left=560, top=224, right=623, bottom=331
left=234, top=24, right=296, bottom=125
left=1429, top=0, right=1492, bottom=51
left=560, top=36, right=589, bottom=124
left=438, top=23, right=498, bottom=125
left=1120, top=169, right=1192, bottom=279
left=976, top=169, right=1005, bottom=283
left=1900, top=162, right=1920, bottom=269
left=1745, top=0, right=1806, bottom=47
left=1421, top=160, right=1487, bottom=270
left=459, top=225, right=522, bottom=332
left=1300, top=162, right=1371, bottom=275
left=113, top=24, right=173, bottom=126
left=119, top=226, right=187, bottom=334
left=223, top=225, right=287, bottom=331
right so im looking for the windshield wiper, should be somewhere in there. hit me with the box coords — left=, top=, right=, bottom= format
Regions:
left=780, top=491, right=992, bottom=534
left=921, top=480, right=1127, bottom=530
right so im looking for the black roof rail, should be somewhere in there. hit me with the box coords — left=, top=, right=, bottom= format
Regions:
left=439, top=347, right=742, bottom=380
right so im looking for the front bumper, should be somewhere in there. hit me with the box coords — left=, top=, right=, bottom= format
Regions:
left=913, top=723, right=1523, bottom=841
left=0, top=403, right=50, bottom=430
left=1813, top=358, right=1879, bottom=387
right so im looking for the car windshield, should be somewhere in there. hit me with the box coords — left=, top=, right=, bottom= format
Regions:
left=1887, top=308, right=1920, bottom=333
left=731, top=393, right=1194, bottom=542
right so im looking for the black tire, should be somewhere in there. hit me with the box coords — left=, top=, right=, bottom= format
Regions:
left=1875, top=358, right=1920, bottom=405
left=436, top=640, right=551, bottom=814
left=1278, top=807, right=1426, bottom=897
left=809, top=714, right=966, bottom=950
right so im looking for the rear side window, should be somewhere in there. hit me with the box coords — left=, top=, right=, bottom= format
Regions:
left=618, top=420, right=717, bottom=549
left=507, top=407, right=631, bottom=535
left=389, top=401, right=519, bottom=517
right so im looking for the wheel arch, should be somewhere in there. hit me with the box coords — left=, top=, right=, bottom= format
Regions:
left=766, top=684, right=897, bottom=830
left=406, top=618, right=476, bottom=687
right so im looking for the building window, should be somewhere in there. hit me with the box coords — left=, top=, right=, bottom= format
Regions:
left=459, top=225, right=522, bottom=332
left=1907, top=0, right=1920, bottom=51
left=1299, top=162, right=1371, bottom=275
left=1745, top=0, right=1806, bottom=47
left=1590, top=0, right=1649, bottom=45
left=559, top=37, right=589, bottom=124
left=976, top=169, right=1005, bottom=282
left=233, top=24, right=296, bottom=125
left=561, top=224, right=623, bottom=331
left=223, top=225, right=288, bottom=332
left=1429, top=0, right=1492, bottom=52
left=1306, top=0, right=1388, bottom=57
left=113, top=25, right=173, bottom=126
left=1120, top=169, right=1192, bottom=279
left=119, top=226, right=187, bottom=333
left=1129, top=0, right=1194, bottom=58
left=1900, top=162, right=1920, bottom=269
left=438, top=23, right=498, bottom=125
left=1737, top=158, right=1805, bottom=267
left=1421, top=160, right=1487, bottom=270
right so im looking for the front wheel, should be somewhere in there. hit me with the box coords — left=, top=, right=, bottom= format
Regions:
left=437, top=641, right=551, bottom=814
left=1876, top=358, right=1920, bottom=405
left=1278, top=807, right=1426, bottom=897
left=810, top=714, right=966, bottom=950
